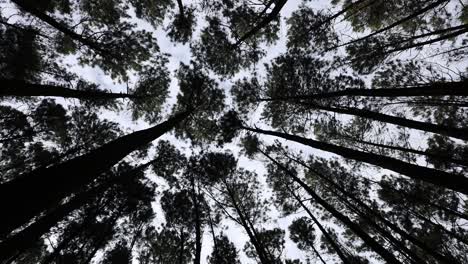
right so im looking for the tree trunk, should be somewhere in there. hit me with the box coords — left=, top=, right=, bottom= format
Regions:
left=313, top=0, right=369, bottom=30
left=286, top=183, right=349, bottom=264
left=262, top=151, right=402, bottom=264
left=0, top=160, right=153, bottom=262
left=409, top=209, right=468, bottom=246
left=235, top=0, right=288, bottom=46
left=386, top=24, right=468, bottom=54
left=244, top=126, right=468, bottom=194
left=287, top=153, right=458, bottom=264
left=259, top=80, right=468, bottom=101
left=223, top=180, right=271, bottom=264
left=0, top=111, right=190, bottom=237
left=176, top=0, right=185, bottom=18
left=207, top=212, right=219, bottom=261
left=190, top=175, right=202, bottom=264
left=11, top=0, right=108, bottom=55
left=340, top=136, right=468, bottom=167
left=331, top=186, right=457, bottom=264
left=177, top=228, right=186, bottom=264
left=83, top=211, right=121, bottom=264
left=0, top=79, right=137, bottom=100
left=304, top=103, right=468, bottom=141
left=310, top=242, right=328, bottom=264
left=257, top=0, right=276, bottom=18
left=330, top=0, right=449, bottom=50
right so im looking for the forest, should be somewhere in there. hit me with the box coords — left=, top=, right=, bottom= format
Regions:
left=0, top=0, right=467, bottom=263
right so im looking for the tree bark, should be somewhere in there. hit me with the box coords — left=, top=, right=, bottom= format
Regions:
left=0, top=79, right=137, bottom=100
left=262, top=151, right=402, bottom=264
left=243, top=126, right=468, bottom=194
left=0, top=111, right=190, bottom=237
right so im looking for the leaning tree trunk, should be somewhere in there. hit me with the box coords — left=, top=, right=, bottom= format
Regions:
left=330, top=0, right=449, bottom=50
left=235, top=0, right=288, bottom=46
left=304, top=103, right=468, bottom=141
left=11, top=0, right=108, bottom=55
left=285, top=182, right=350, bottom=264
left=338, top=135, right=468, bottom=167
left=0, top=79, right=137, bottom=100
left=83, top=210, right=122, bottom=264
left=0, top=160, right=154, bottom=262
left=259, top=80, right=468, bottom=101
left=0, top=111, right=190, bottom=237
left=223, top=180, right=271, bottom=264
left=311, top=0, right=369, bottom=31
left=331, top=186, right=458, bottom=264
left=243, top=126, right=468, bottom=195
left=284, top=152, right=461, bottom=264
left=262, top=151, right=402, bottom=264
left=385, top=24, right=468, bottom=54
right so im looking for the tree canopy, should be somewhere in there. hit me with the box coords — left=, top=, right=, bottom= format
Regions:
left=1, top=0, right=467, bottom=263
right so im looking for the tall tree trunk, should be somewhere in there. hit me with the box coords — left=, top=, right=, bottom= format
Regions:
left=330, top=185, right=457, bottom=264
left=207, top=211, right=219, bottom=261
left=235, top=0, right=288, bottom=46
left=382, top=99, right=468, bottom=108
left=330, top=0, right=449, bottom=50
left=11, top=0, right=108, bottom=55
left=425, top=201, right=468, bottom=221
left=385, top=24, right=468, bottom=54
left=309, top=242, right=328, bottom=264
left=284, top=151, right=468, bottom=250
left=259, top=80, right=468, bottom=101
left=262, top=150, right=402, bottom=264
left=286, top=183, right=349, bottom=264
left=190, top=175, right=202, bottom=264
left=0, top=161, right=154, bottom=262
left=39, top=194, right=113, bottom=264
left=339, top=135, right=468, bottom=167
left=83, top=211, right=122, bottom=264
left=312, top=0, right=369, bottom=30
left=176, top=0, right=185, bottom=18
left=243, top=126, right=468, bottom=195
left=408, top=209, right=468, bottom=246
left=223, top=180, right=271, bottom=264
left=257, top=0, right=276, bottom=18
left=177, top=228, right=186, bottom=264
left=0, top=79, right=137, bottom=100
left=0, top=111, right=190, bottom=237
left=303, top=103, right=468, bottom=141
left=340, top=0, right=379, bottom=23
left=0, top=19, right=50, bottom=39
